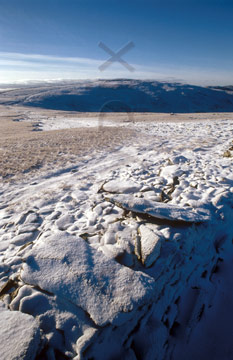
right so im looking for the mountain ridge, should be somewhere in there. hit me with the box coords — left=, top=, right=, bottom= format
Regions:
left=1, top=79, right=233, bottom=113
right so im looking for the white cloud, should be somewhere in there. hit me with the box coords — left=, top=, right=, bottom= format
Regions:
left=0, top=52, right=102, bottom=66
left=0, top=51, right=232, bottom=85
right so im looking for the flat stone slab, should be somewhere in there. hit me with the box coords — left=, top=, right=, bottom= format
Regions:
left=138, top=225, right=163, bottom=267
left=103, top=180, right=142, bottom=194
left=55, top=214, right=74, bottom=230
left=21, top=233, right=155, bottom=326
left=105, top=194, right=210, bottom=223
left=0, top=306, right=40, bottom=360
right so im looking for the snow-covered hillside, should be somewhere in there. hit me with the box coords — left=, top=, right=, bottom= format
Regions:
left=1, top=79, right=233, bottom=113
left=0, top=116, right=233, bottom=359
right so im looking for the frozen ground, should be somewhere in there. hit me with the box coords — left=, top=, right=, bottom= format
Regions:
left=0, top=111, right=233, bottom=359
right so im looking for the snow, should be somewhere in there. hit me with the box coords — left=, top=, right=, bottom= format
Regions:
left=21, top=232, right=155, bottom=327
left=171, top=250, right=233, bottom=360
left=0, top=306, right=40, bottom=360
left=10, top=232, right=35, bottom=246
left=1, top=80, right=233, bottom=113
left=32, top=117, right=119, bottom=131
left=105, top=193, right=210, bottom=222
left=0, top=112, right=233, bottom=358
left=55, top=214, right=75, bottom=230
left=103, top=179, right=142, bottom=193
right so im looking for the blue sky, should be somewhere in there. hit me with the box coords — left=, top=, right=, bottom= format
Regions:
left=0, top=0, right=233, bottom=84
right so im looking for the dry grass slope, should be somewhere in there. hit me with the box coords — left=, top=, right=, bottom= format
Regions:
left=1, top=105, right=233, bottom=182
left=0, top=113, right=133, bottom=181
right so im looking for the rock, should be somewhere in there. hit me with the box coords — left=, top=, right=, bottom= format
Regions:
left=223, top=150, right=232, bottom=158
left=160, top=165, right=183, bottom=180
left=61, top=195, right=73, bottom=203
left=0, top=306, right=40, bottom=360
left=14, top=213, right=29, bottom=226
left=0, top=262, right=10, bottom=275
left=17, top=223, right=39, bottom=234
left=101, top=223, right=122, bottom=245
left=55, top=214, right=74, bottom=230
left=24, top=213, right=39, bottom=224
left=134, top=235, right=141, bottom=260
left=102, top=231, right=116, bottom=245
left=105, top=194, right=210, bottom=223
left=0, top=241, right=11, bottom=252
left=10, top=232, right=34, bottom=246
left=10, top=286, right=97, bottom=357
left=212, top=191, right=233, bottom=208
left=38, top=207, right=53, bottom=215
left=85, top=210, right=98, bottom=227
left=99, top=244, right=124, bottom=260
left=21, top=233, right=155, bottom=326
left=76, top=327, right=98, bottom=358
left=103, top=180, right=142, bottom=194
left=93, top=204, right=103, bottom=216
left=46, top=211, right=61, bottom=221
left=138, top=225, right=163, bottom=267
left=72, top=190, right=88, bottom=202
left=143, top=190, right=160, bottom=202
left=170, top=155, right=188, bottom=164
left=10, top=285, right=35, bottom=311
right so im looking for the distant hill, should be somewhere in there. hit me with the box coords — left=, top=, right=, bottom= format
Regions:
left=1, top=79, right=233, bottom=113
